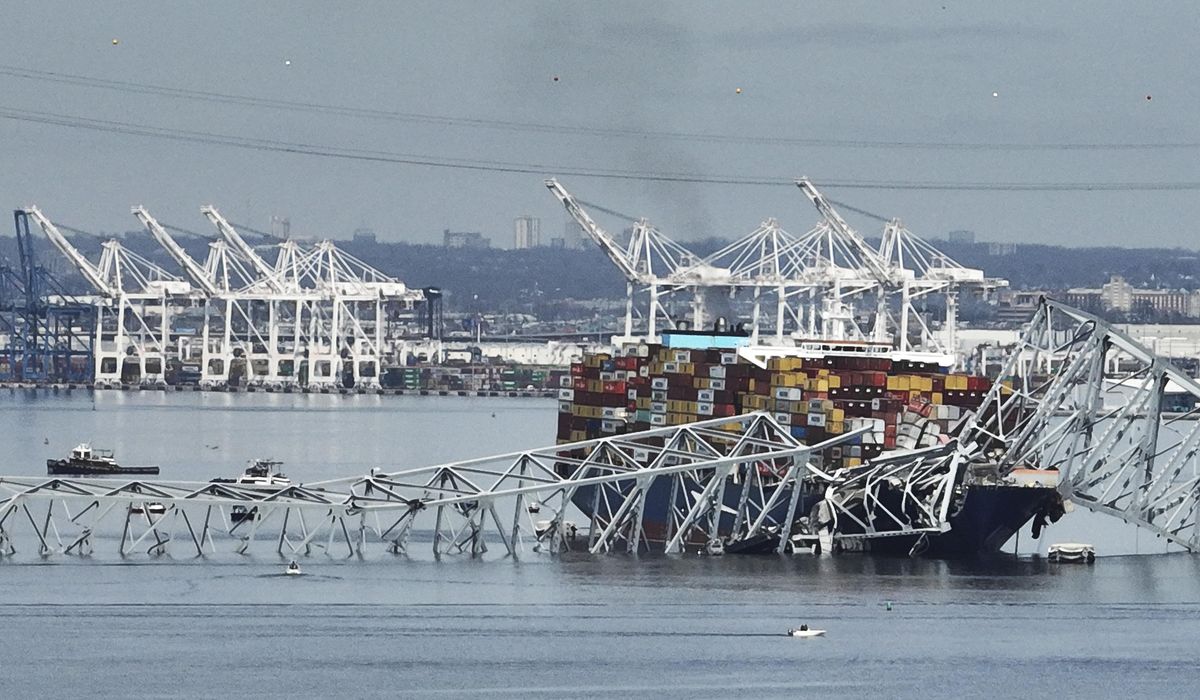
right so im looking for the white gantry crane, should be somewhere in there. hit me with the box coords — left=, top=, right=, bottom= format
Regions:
left=546, top=178, right=732, bottom=342
left=25, top=205, right=192, bottom=387
left=793, top=177, right=901, bottom=344
left=195, top=207, right=423, bottom=389
left=33, top=203, right=428, bottom=391
left=877, top=218, right=1006, bottom=355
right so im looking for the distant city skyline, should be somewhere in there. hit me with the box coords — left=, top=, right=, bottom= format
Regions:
left=1, top=3, right=1198, bottom=247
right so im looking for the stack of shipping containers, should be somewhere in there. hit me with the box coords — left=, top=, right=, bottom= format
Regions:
left=558, top=343, right=993, bottom=471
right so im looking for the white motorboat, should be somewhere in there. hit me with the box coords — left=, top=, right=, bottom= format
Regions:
left=285, top=561, right=303, bottom=576
left=1048, top=542, right=1095, bottom=563
left=787, top=626, right=826, bottom=638
left=212, top=459, right=291, bottom=488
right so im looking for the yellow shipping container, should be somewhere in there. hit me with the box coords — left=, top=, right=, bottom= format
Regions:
left=931, top=392, right=943, bottom=405
left=846, top=457, right=862, bottom=467
left=693, top=377, right=710, bottom=389
left=828, top=421, right=844, bottom=434
left=636, top=397, right=652, bottom=410
left=831, top=408, right=845, bottom=422
left=828, top=374, right=841, bottom=389
left=887, top=376, right=910, bottom=391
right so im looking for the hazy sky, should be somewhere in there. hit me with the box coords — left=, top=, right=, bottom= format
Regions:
left=2, top=2, right=1198, bottom=248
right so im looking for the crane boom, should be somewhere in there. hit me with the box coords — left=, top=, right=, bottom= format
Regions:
left=545, top=178, right=642, bottom=282
left=133, top=206, right=219, bottom=296
left=23, top=205, right=114, bottom=296
left=201, top=206, right=283, bottom=292
left=795, top=178, right=895, bottom=284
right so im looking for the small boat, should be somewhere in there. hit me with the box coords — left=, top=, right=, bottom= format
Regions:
left=230, top=505, right=260, bottom=523
left=211, top=459, right=291, bottom=488
left=129, top=502, right=166, bottom=516
left=48, top=443, right=160, bottom=476
left=1048, top=542, right=1095, bottom=563
left=787, top=626, right=826, bottom=638
left=285, top=561, right=302, bottom=576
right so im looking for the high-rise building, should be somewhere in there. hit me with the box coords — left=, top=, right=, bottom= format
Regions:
left=514, top=215, right=541, bottom=249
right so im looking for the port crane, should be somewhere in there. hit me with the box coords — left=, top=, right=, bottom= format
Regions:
left=546, top=178, right=730, bottom=342
left=24, top=206, right=190, bottom=386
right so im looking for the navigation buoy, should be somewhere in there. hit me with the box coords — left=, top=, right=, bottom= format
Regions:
left=552, top=75, right=559, bottom=82
left=1146, top=95, right=1152, bottom=101
left=735, top=87, right=743, bottom=94
left=284, top=59, right=292, bottom=66
left=886, top=601, right=893, bottom=611
left=992, top=91, right=999, bottom=98
left=111, top=38, right=120, bottom=46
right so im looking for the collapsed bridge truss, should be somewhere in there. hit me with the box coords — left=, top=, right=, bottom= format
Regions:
left=0, top=413, right=958, bottom=560
left=959, top=297, right=1200, bottom=551
left=2, top=298, right=1198, bottom=560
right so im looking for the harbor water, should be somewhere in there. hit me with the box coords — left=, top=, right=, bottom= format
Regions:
left=1, top=392, right=1199, bottom=698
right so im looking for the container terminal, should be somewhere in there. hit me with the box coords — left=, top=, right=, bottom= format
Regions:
left=0, top=181, right=1198, bottom=560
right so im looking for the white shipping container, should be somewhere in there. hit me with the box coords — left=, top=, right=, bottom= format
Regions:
left=696, top=402, right=714, bottom=416
left=557, top=388, right=574, bottom=401
left=808, top=413, right=827, bottom=427
left=709, top=366, right=727, bottom=379
left=774, top=412, right=792, bottom=425
left=559, top=401, right=572, bottom=413
left=652, top=377, right=669, bottom=390
left=560, top=375, right=573, bottom=388
left=697, top=389, right=715, bottom=402
left=650, top=414, right=667, bottom=426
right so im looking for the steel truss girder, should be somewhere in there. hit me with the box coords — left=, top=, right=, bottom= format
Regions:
left=960, top=297, right=1200, bottom=551
left=0, top=413, right=952, bottom=560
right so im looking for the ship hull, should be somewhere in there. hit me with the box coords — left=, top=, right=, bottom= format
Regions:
left=568, top=479, right=1057, bottom=558
left=47, top=460, right=160, bottom=476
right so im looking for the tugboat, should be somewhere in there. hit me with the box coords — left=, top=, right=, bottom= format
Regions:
left=211, top=459, right=291, bottom=488
left=47, top=444, right=160, bottom=476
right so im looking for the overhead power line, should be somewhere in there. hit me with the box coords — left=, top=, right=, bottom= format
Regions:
left=1, top=64, right=1198, bottom=152
left=3, top=105, right=1200, bottom=192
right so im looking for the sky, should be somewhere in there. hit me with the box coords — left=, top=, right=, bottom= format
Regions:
left=1, top=2, right=1198, bottom=248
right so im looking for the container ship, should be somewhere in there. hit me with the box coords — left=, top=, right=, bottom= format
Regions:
left=554, top=331, right=1062, bottom=558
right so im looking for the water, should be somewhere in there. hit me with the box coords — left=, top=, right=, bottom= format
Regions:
left=2, top=392, right=1199, bottom=698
